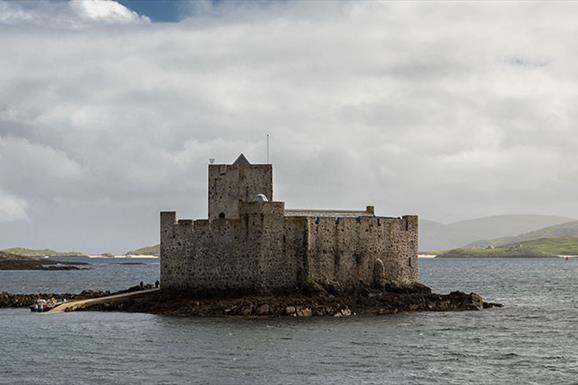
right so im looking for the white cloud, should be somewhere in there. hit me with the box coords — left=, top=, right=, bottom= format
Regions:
left=2, top=1, right=578, bottom=252
left=0, top=0, right=148, bottom=27
left=69, top=0, right=147, bottom=24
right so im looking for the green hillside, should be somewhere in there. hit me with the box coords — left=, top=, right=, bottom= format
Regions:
left=438, top=236, right=578, bottom=258
left=420, top=215, right=574, bottom=251
left=125, top=244, right=160, bottom=256
left=467, top=220, right=578, bottom=248
left=0, top=250, right=36, bottom=260
left=2, top=248, right=86, bottom=257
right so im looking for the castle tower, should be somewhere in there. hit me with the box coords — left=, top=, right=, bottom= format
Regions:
left=208, top=154, right=273, bottom=221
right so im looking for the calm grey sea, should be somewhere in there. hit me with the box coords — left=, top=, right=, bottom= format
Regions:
left=0, top=258, right=576, bottom=385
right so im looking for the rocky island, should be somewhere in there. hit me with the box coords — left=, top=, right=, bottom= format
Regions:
left=1, top=283, right=502, bottom=317
left=85, top=285, right=502, bottom=317
left=0, top=252, right=88, bottom=270
left=78, top=155, right=499, bottom=318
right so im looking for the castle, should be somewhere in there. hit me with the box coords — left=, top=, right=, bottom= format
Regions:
left=160, top=154, right=418, bottom=293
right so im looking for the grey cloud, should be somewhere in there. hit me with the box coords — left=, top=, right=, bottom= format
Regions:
left=1, top=1, right=578, bottom=253
left=0, top=189, right=27, bottom=222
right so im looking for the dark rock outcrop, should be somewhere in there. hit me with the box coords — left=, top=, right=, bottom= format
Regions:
left=2, top=283, right=502, bottom=317
left=77, top=284, right=502, bottom=317
left=0, top=259, right=88, bottom=271
left=0, top=283, right=159, bottom=309
left=0, top=290, right=110, bottom=308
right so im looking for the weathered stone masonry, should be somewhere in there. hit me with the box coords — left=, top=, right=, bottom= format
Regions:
left=161, top=154, right=418, bottom=292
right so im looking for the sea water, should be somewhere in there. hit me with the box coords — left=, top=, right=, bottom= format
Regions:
left=0, top=258, right=576, bottom=385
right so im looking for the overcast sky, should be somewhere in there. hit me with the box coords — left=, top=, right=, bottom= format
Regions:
left=1, top=0, right=578, bottom=253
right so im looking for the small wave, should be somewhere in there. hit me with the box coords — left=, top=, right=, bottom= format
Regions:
left=498, top=352, right=521, bottom=359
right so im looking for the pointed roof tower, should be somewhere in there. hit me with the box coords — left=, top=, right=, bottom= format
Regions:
left=233, top=153, right=251, bottom=167
left=208, top=152, right=272, bottom=220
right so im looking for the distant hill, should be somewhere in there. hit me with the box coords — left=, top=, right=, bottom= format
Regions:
left=467, top=220, right=578, bottom=248
left=125, top=244, right=160, bottom=256
left=438, top=236, right=578, bottom=258
left=419, top=215, right=574, bottom=251
left=2, top=248, right=86, bottom=257
left=0, top=251, right=35, bottom=260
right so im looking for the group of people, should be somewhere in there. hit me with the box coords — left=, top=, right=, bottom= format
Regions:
left=138, top=280, right=160, bottom=289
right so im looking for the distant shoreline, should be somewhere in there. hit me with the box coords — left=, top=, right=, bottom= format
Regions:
left=0, top=254, right=158, bottom=271
left=435, top=255, right=563, bottom=259
left=87, top=255, right=159, bottom=259
left=0, top=259, right=89, bottom=271
left=419, top=254, right=576, bottom=259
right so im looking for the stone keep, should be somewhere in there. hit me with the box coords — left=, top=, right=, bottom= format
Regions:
left=161, top=154, right=418, bottom=292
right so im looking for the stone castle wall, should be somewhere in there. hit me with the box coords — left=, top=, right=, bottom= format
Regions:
left=161, top=206, right=418, bottom=292
left=304, top=215, right=418, bottom=288
left=161, top=212, right=258, bottom=290
left=161, top=154, right=418, bottom=293
left=161, top=202, right=304, bottom=292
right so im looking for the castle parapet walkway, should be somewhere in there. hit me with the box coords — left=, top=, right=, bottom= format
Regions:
left=284, top=207, right=375, bottom=218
